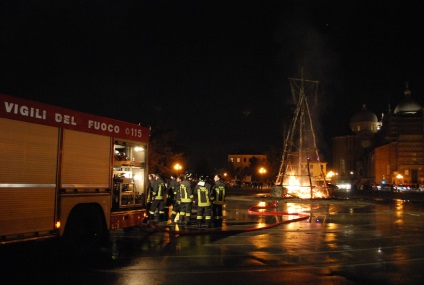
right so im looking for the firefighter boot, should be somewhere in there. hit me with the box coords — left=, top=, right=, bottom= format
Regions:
left=197, top=220, right=202, bottom=228
left=185, top=216, right=191, bottom=225
left=206, top=220, right=212, bottom=229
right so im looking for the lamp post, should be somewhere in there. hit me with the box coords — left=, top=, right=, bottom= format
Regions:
left=174, top=163, right=182, bottom=175
left=259, top=167, right=266, bottom=190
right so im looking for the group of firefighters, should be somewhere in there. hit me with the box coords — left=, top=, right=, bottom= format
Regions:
left=147, top=172, right=226, bottom=228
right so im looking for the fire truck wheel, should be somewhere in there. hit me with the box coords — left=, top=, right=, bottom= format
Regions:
left=62, top=204, right=108, bottom=254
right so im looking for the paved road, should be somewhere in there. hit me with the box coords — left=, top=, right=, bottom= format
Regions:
left=2, top=190, right=424, bottom=285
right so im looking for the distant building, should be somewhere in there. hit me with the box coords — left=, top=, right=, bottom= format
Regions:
left=227, top=154, right=267, bottom=182
left=374, top=85, right=424, bottom=186
left=332, top=83, right=424, bottom=188
left=228, top=154, right=267, bottom=169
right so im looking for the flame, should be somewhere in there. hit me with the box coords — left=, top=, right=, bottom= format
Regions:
left=283, top=172, right=329, bottom=199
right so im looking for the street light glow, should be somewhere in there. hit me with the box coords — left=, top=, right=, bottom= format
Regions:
left=259, top=167, right=266, bottom=183
left=174, top=163, right=182, bottom=174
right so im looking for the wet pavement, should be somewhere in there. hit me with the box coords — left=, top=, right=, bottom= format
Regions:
left=2, top=189, right=424, bottom=285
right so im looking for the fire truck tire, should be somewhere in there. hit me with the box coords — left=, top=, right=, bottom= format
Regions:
left=62, top=204, right=109, bottom=254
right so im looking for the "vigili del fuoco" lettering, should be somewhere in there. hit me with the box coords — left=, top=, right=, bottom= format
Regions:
left=4, top=101, right=47, bottom=119
left=1, top=94, right=148, bottom=142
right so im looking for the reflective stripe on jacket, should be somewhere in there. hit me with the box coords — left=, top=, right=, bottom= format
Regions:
left=213, top=184, right=226, bottom=205
left=180, top=180, right=193, bottom=203
left=197, top=186, right=211, bottom=207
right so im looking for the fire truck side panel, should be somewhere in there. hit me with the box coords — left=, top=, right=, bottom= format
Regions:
left=0, top=118, right=59, bottom=241
left=57, top=129, right=113, bottom=237
left=0, top=187, right=56, bottom=239
left=61, top=129, right=111, bottom=187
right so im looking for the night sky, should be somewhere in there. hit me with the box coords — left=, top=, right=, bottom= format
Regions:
left=1, top=0, right=423, bottom=168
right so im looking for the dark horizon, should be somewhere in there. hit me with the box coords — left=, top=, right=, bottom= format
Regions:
left=1, top=0, right=422, bottom=169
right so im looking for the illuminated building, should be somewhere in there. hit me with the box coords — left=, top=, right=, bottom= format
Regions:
left=332, top=83, right=424, bottom=189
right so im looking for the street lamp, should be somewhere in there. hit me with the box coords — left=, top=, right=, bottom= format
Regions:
left=259, top=167, right=266, bottom=184
left=174, top=163, right=182, bottom=175
left=258, top=167, right=267, bottom=190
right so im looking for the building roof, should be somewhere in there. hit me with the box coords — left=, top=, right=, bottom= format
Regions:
left=394, top=85, right=421, bottom=114
left=350, top=104, right=378, bottom=123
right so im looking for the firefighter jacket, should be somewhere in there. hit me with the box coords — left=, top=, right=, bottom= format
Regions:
left=212, top=180, right=226, bottom=205
left=180, top=179, right=193, bottom=203
left=152, top=177, right=165, bottom=200
left=174, top=182, right=182, bottom=204
left=168, top=179, right=178, bottom=200
left=194, top=181, right=213, bottom=207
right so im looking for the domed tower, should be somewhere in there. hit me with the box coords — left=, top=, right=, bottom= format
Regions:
left=394, top=82, right=421, bottom=114
left=385, top=83, right=423, bottom=141
left=349, top=104, right=380, bottom=134
left=377, top=82, right=424, bottom=187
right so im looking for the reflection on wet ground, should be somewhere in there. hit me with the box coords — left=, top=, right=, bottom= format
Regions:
left=2, top=192, right=424, bottom=285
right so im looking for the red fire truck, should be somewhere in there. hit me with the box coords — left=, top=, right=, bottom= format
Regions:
left=0, top=93, right=150, bottom=249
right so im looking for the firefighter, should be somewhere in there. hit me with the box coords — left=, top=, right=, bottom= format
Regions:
left=179, top=172, right=194, bottom=225
left=164, top=174, right=177, bottom=220
left=146, top=174, right=154, bottom=211
left=194, top=175, right=214, bottom=228
left=211, top=174, right=226, bottom=227
left=169, top=175, right=182, bottom=222
left=149, top=173, right=166, bottom=221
